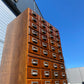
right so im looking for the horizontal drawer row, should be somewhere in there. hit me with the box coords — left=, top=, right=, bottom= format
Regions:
left=28, top=35, right=61, bottom=48
left=27, top=79, right=67, bottom=84
left=29, top=9, right=59, bottom=32
left=28, top=44, right=63, bottom=60
left=28, top=56, right=65, bottom=70
left=28, top=28, right=60, bottom=42
left=27, top=67, right=66, bottom=79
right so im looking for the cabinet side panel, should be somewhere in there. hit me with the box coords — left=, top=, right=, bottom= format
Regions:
left=0, top=9, right=28, bottom=84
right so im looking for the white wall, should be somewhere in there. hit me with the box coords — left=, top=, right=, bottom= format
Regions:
left=0, top=0, right=16, bottom=65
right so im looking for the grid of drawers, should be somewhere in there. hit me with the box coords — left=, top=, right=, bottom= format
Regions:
left=27, top=8, right=67, bottom=84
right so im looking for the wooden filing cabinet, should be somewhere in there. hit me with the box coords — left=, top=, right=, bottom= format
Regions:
left=0, top=8, right=67, bottom=84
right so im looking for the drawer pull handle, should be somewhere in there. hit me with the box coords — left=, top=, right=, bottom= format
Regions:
left=32, top=46, right=38, bottom=52
left=32, top=30, right=38, bottom=36
left=32, top=11, right=37, bottom=17
left=62, top=73, right=65, bottom=77
left=45, top=81, right=50, bottom=84
left=43, top=50, right=48, bottom=55
left=42, top=42, right=47, bottom=48
left=50, top=40, right=54, bottom=45
left=52, top=53, right=56, bottom=58
left=44, top=62, right=48, bottom=67
left=32, top=23, right=37, bottom=29
left=32, top=82, right=38, bottom=84
left=42, top=24, right=46, bottom=28
left=50, top=34, right=53, bottom=39
left=32, top=38, right=38, bottom=44
left=42, top=36, right=47, bottom=41
left=55, top=81, right=59, bottom=84
left=44, top=71, right=49, bottom=77
left=32, top=17, right=37, bottom=22
left=31, top=69, right=38, bottom=76
left=54, top=72, right=58, bottom=77
left=49, top=24, right=52, bottom=28
left=60, top=56, right=63, bottom=60
left=32, top=59, right=38, bottom=65
left=61, top=65, right=64, bottom=69
left=51, top=46, right=55, bottom=51
left=53, top=64, right=57, bottom=69
left=42, top=29, right=46, bottom=34
left=49, top=29, right=53, bottom=33
left=41, top=18, right=45, bottom=23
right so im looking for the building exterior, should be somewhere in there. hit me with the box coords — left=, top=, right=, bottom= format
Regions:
left=0, top=8, right=67, bottom=84
left=0, top=0, right=43, bottom=65
left=66, top=67, right=84, bottom=84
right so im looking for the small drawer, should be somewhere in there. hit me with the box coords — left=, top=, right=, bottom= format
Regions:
left=52, top=70, right=60, bottom=79
left=48, top=23, right=53, bottom=30
left=41, top=60, right=51, bottom=69
left=54, top=32, right=59, bottom=37
left=28, top=22, right=39, bottom=31
left=41, top=69, right=51, bottom=79
left=60, top=72, right=66, bottom=79
left=41, top=79, right=52, bottom=84
left=49, top=45, right=56, bottom=52
left=27, top=68, right=40, bottom=79
left=48, top=28, right=54, bottom=34
left=41, top=42, right=49, bottom=49
left=41, top=49, right=49, bottom=58
left=52, top=79, right=60, bottom=84
left=29, top=44, right=40, bottom=55
left=54, top=28, right=59, bottom=33
left=58, top=49, right=62, bottom=54
left=40, top=35, right=48, bottom=43
left=55, top=43, right=61, bottom=48
left=59, top=64, right=65, bottom=70
left=29, top=16, right=39, bottom=25
left=29, top=28, right=39, bottom=39
left=50, top=52, right=58, bottom=60
left=28, top=56, right=40, bottom=68
left=49, top=39, right=56, bottom=46
left=52, top=62, right=59, bottom=70
left=55, top=37, right=60, bottom=42
left=40, top=28, right=47, bottom=35
left=27, top=79, right=41, bottom=84
left=60, top=80, right=67, bottom=84
left=28, top=35, right=40, bottom=46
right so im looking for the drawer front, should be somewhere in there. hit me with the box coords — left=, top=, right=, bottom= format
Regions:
left=55, top=37, right=60, bottom=42
left=48, top=28, right=54, bottom=34
left=50, top=52, right=58, bottom=60
left=41, top=42, right=49, bottom=49
left=48, top=33, right=55, bottom=40
left=41, top=60, right=51, bottom=69
left=28, top=21, right=39, bottom=31
left=49, top=39, right=56, bottom=47
left=28, top=35, right=40, bottom=46
left=41, top=79, right=52, bottom=84
left=29, top=16, right=39, bottom=26
left=59, top=64, right=65, bottom=71
left=60, top=80, right=67, bottom=84
left=40, top=35, right=48, bottom=43
left=27, top=68, right=40, bottom=79
left=28, top=56, right=40, bottom=68
left=52, top=70, right=59, bottom=79
left=41, top=69, right=51, bottom=79
left=29, top=28, right=39, bottom=39
left=29, top=44, right=40, bottom=55
left=51, top=62, right=59, bottom=70
left=55, top=42, right=61, bottom=48
left=57, top=48, right=62, bottom=54
left=40, top=28, right=47, bottom=35
left=27, top=79, right=41, bottom=84
left=52, top=79, right=60, bottom=84
left=48, top=23, right=54, bottom=30
left=49, top=45, right=56, bottom=52
left=60, top=71, right=66, bottom=79
left=41, top=49, right=49, bottom=58
left=54, top=31, right=59, bottom=37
